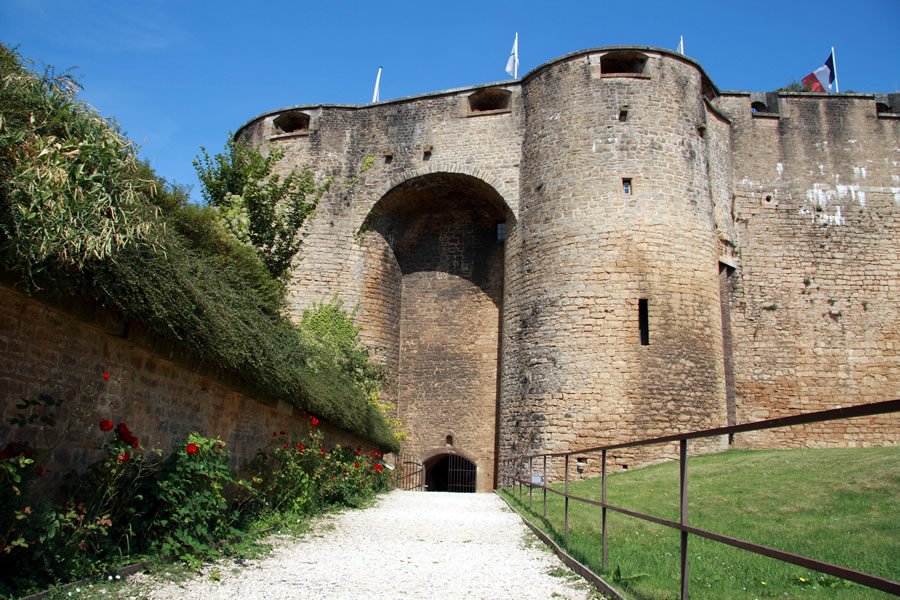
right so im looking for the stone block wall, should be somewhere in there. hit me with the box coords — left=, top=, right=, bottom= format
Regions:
left=0, top=285, right=370, bottom=490
left=234, top=46, right=899, bottom=489
left=715, top=93, right=900, bottom=447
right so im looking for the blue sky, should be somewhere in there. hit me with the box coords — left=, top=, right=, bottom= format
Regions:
left=2, top=0, right=898, bottom=201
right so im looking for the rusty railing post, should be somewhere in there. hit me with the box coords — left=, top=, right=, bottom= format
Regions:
left=564, top=453, right=570, bottom=547
left=543, top=454, right=548, bottom=518
left=519, top=458, right=523, bottom=500
left=680, top=439, right=689, bottom=600
left=529, top=456, right=534, bottom=510
left=602, top=448, right=608, bottom=570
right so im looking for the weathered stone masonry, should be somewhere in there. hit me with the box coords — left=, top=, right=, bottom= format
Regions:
left=237, top=46, right=900, bottom=490
left=0, top=285, right=369, bottom=490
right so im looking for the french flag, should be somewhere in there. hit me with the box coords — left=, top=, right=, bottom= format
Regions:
left=802, top=51, right=836, bottom=92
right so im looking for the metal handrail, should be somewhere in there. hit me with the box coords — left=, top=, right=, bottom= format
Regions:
left=501, top=399, right=900, bottom=598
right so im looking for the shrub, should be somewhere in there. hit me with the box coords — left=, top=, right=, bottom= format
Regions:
left=62, top=420, right=159, bottom=558
left=155, top=433, right=242, bottom=564
left=246, top=431, right=315, bottom=517
left=0, top=45, right=162, bottom=277
left=0, top=394, right=395, bottom=596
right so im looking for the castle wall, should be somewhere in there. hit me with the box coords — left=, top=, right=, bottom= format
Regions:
left=503, top=51, right=728, bottom=478
left=716, top=93, right=900, bottom=447
left=0, top=285, right=369, bottom=490
left=235, top=46, right=900, bottom=488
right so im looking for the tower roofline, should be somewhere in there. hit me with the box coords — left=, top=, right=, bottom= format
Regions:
left=235, top=45, right=718, bottom=140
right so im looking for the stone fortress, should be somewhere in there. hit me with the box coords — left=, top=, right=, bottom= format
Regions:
left=236, top=46, right=899, bottom=492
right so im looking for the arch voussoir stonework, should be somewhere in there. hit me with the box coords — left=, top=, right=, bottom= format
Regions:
left=362, top=162, right=518, bottom=227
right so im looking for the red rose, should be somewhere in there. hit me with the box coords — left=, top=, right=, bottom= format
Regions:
left=99, top=419, right=113, bottom=432
left=130, top=436, right=139, bottom=449
left=373, top=463, right=383, bottom=472
left=310, top=417, right=319, bottom=427
left=369, top=450, right=375, bottom=457
left=354, top=462, right=359, bottom=469
left=355, top=451, right=360, bottom=457
left=116, top=423, right=130, bottom=436
left=118, top=452, right=131, bottom=463
left=320, top=449, right=327, bottom=456
left=186, top=443, right=198, bottom=455
left=283, top=443, right=289, bottom=449
left=296, top=443, right=305, bottom=452
left=102, top=372, right=109, bottom=380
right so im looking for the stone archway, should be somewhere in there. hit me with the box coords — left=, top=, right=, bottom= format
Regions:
left=424, top=453, right=477, bottom=493
left=358, top=172, right=510, bottom=492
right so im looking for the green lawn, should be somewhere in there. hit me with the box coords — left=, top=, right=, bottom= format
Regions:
left=500, top=447, right=900, bottom=599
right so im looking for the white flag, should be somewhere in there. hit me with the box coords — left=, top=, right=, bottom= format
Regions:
left=372, top=66, right=382, bottom=103
left=677, top=35, right=684, bottom=55
left=505, top=32, right=519, bottom=78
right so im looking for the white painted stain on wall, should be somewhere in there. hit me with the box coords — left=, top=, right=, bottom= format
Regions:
left=806, top=184, right=830, bottom=208
left=776, top=163, right=784, bottom=177
left=836, top=184, right=866, bottom=207
left=817, top=205, right=846, bottom=226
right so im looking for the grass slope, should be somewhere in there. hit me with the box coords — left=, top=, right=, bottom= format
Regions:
left=501, top=447, right=899, bottom=599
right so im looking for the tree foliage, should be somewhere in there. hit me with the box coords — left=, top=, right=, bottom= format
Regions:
left=777, top=81, right=807, bottom=92
left=194, top=138, right=329, bottom=279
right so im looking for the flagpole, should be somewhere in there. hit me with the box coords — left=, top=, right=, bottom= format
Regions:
left=831, top=47, right=839, bottom=93
left=514, top=33, right=519, bottom=78
left=372, top=66, right=382, bottom=103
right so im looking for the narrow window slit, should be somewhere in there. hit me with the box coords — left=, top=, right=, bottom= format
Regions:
left=623, top=178, right=633, bottom=195
left=638, top=298, right=649, bottom=346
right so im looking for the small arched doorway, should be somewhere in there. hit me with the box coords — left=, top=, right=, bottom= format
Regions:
left=424, top=453, right=476, bottom=493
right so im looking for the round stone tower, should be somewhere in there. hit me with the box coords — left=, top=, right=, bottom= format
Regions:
left=500, top=48, right=728, bottom=473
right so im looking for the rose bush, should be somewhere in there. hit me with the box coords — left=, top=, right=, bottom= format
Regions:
left=1, top=390, right=393, bottom=596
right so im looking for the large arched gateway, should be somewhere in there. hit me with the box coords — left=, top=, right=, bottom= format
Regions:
left=358, top=173, right=511, bottom=492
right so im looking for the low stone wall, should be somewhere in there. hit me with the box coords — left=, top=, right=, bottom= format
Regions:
left=0, top=284, right=371, bottom=489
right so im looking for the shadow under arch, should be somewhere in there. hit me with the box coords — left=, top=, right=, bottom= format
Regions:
left=423, top=451, right=477, bottom=493
left=357, top=171, right=509, bottom=491
left=362, top=171, right=512, bottom=305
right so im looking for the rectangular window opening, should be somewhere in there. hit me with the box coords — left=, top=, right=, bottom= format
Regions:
left=638, top=298, right=649, bottom=346
left=618, top=109, right=628, bottom=122
left=623, top=178, right=633, bottom=195
left=497, top=222, right=506, bottom=241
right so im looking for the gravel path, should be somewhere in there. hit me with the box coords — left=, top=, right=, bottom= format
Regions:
left=123, top=490, right=597, bottom=599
